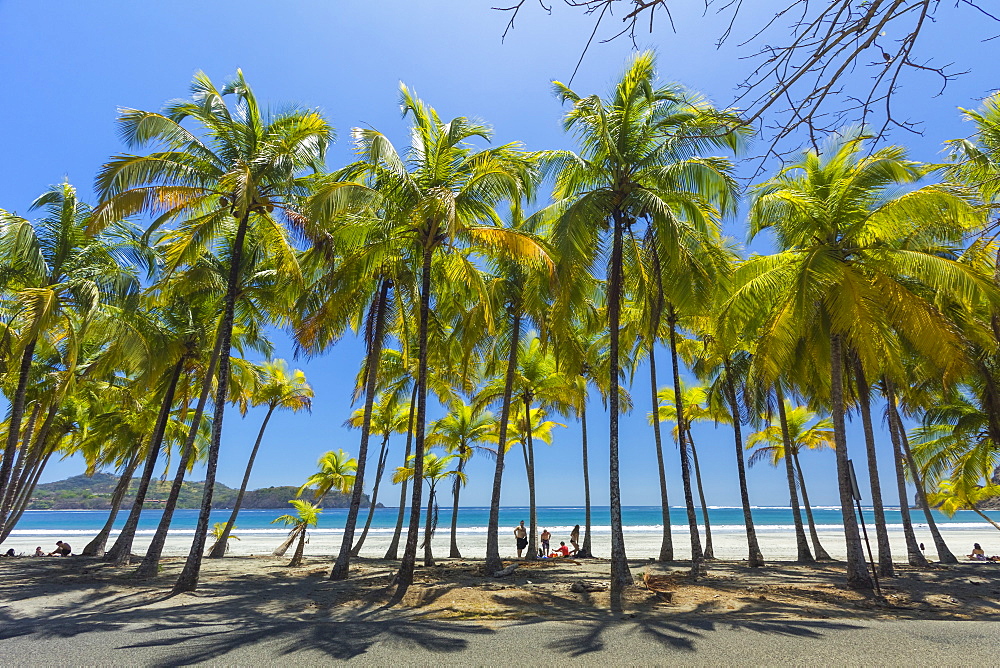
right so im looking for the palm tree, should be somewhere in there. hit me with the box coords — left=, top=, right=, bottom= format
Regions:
left=725, top=128, right=993, bottom=588
left=428, top=401, right=495, bottom=558
left=299, top=449, right=358, bottom=502
left=93, top=70, right=332, bottom=592
left=747, top=401, right=835, bottom=560
left=271, top=500, right=321, bottom=567
left=209, top=360, right=313, bottom=558
left=393, top=451, right=466, bottom=567
left=208, top=522, right=240, bottom=555
left=547, top=51, right=744, bottom=604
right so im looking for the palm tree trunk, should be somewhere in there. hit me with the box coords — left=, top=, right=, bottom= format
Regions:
left=666, top=308, right=703, bottom=570
left=579, top=402, right=593, bottom=559
left=352, top=435, right=390, bottom=557
left=888, top=392, right=957, bottom=563
left=448, top=453, right=465, bottom=558
left=649, top=346, right=674, bottom=562
left=485, top=305, right=521, bottom=573
left=793, top=454, right=832, bottom=560
left=208, top=404, right=276, bottom=559
left=333, top=278, right=390, bottom=579
left=1, top=402, right=55, bottom=533
left=777, top=388, right=814, bottom=563
left=607, top=210, right=633, bottom=610
left=106, top=358, right=185, bottom=566
left=173, top=209, right=251, bottom=594
left=524, top=396, right=540, bottom=560
left=83, top=457, right=141, bottom=557
left=393, top=242, right=432, bottom=595
left=273, top=526, right=300, bottom=557
left=853, top=361, right=894, bottom=577
left=687, top=428, right=714, bottom=559
left=288, top=526, right=307, bottom=567
left=135, top=336, right=222, bottom=577
left=829, top=333, right=873, bottom=589
left=385, top=385, right=417, bottom=560
left=884, top=383, right=927, bottom=566
left=423, top=484, right=436, bottom=567
left=0, top=338, right=38, bottom=530
left=0, top=449, right=54, bottom=544
left=724, top=366, right=764, bottom=567
left=1, top=402, right=42, bottom=516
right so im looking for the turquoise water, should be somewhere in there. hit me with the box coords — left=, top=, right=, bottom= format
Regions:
left=9, top=505, right=985, bottom=538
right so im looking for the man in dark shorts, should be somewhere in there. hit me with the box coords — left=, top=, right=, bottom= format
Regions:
left=514, top=520, right=528, bottom=558
left=48, top=541, right=71, bottom=556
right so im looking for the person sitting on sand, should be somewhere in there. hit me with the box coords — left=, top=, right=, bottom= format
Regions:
left=34, top=546, right=44, bottom=557
left=3, top=548, right=14, bottom=557
left=48, top=541, right=71, bottom=557
left=514, top=521, right=528, bottom=559
left=549, top=541, right=570, bottom=558
left=968, top=543, right=987, bottom=561
left=540, top=529, right=551, bottom=557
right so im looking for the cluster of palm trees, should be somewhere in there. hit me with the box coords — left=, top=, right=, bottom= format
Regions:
left=2, top=51, right=999, bottom=608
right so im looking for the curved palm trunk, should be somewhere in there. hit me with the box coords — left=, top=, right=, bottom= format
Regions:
left=793, top=454, right=832, bottom=560
left=485, top=306, right=521, bottom=573
left=523, top=396, right=539, bottom=560
left=777, top=389, right=814, bottom=563
left=607, top=211, right=634, bottom=610
left=579, top=403, right=593, bottom=559
left=333, top=278, right=390, bottom=579
left=0, top=338, right=38, bottom=531
left=173, top=210, right=251, bottom=594
left=667, top=309, right=703, bottom=570
left=1, top=449, right=54, bottom=543
left=0, top=402, right=57, bottom=542
left=135, top=338, right=222, bottom=577
left=724, top=366, right=764, bottom=567
left=208, top=404, right=277, bottom=559
left=83, top=457, right=141, bottom=557
left=1, top=402, right=42, bottom=516
left=352, top=435, right=390, bottom=557
left=385, top=385, right=417, bottom=560
left=448, top=453, right=465, bottom=558
left=423, top=483, right=436, bottom=567
left=393, top=243, right=433, bottom=596
left=884, top=385, right=927, bottom=566
left=830, top=333, right=873, bottom=589
left=649, top=346, right=674, bottom=562
left=273, top=526, right=300, bottom=557
left=888, top=394, right=957, bottom=563
left=288, top=526, right=307, bottom=567
left=106, top=358, right=185, bottom=566
left=854, top=362, right=894, bottom=577
left=687, top=429, right=714, bottom=559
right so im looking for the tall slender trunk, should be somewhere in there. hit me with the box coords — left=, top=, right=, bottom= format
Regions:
left=888, top=391, right=957, bottom=563
left=724, top=365, right=763, bottom=567
left=1, top=402, right=42, bottom=515
left=523, top=396, right=539, bottom=560
left=884, top=383, right=927, bottom=566
left=0, top=338, right=38, bottom=530
left=0, top=449, right=53, bottom=543
left=135, top=336, right=222, bottom=577
left=829, top=333, right=873, bottom=589
left=854, top=361, right=894, bottom=577
left=288, top=526, right=307, bottom=567
left=777, top=389, right=814, bottom=563
left=687, top=429, right=714, bottom=559
left=423, top=483, right=436, bottom=567
left=332, top=279, right=390, bottom=579
left=1, top=402, right=55, bottom=533
left=448, top=452, right=465, bottom=558
left=485, top=306, right=521, bottom=573
left=607, top=210, right=633, bottom=610
left=83, top=457, right=141, bottom=557
left=173, top=210, right=251, bottom=594
left=352, top=435, right=389, bottom=557
left=106, top=358, right=185, bottom=566
left=208, top=404, right=277, bottom=559
left=385, top=385, right=417, bottom=560
left=793, top=454, right=832, bottom=560
left=393, top=243, right=432, bottom=595
left=579, top=402, right=593, bottom=558
left=667, top=309, right=702, bottom=569
left=649, top=346, right=674, bottom=561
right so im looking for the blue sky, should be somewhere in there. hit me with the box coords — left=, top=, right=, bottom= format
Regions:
left=2, top=1, right=996, bottom=507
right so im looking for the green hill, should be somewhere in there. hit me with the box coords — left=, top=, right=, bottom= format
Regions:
left=28, top=473, right=381, bottom=510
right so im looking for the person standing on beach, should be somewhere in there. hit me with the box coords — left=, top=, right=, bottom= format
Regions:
left=540, top=529, right=551, bottom=557
left=570, top=525, right=580, bottom=555
left=514, top=520, right=528, bottom=558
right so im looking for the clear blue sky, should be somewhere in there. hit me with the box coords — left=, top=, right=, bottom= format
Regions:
left=2, top=1, right=996, bottom=507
